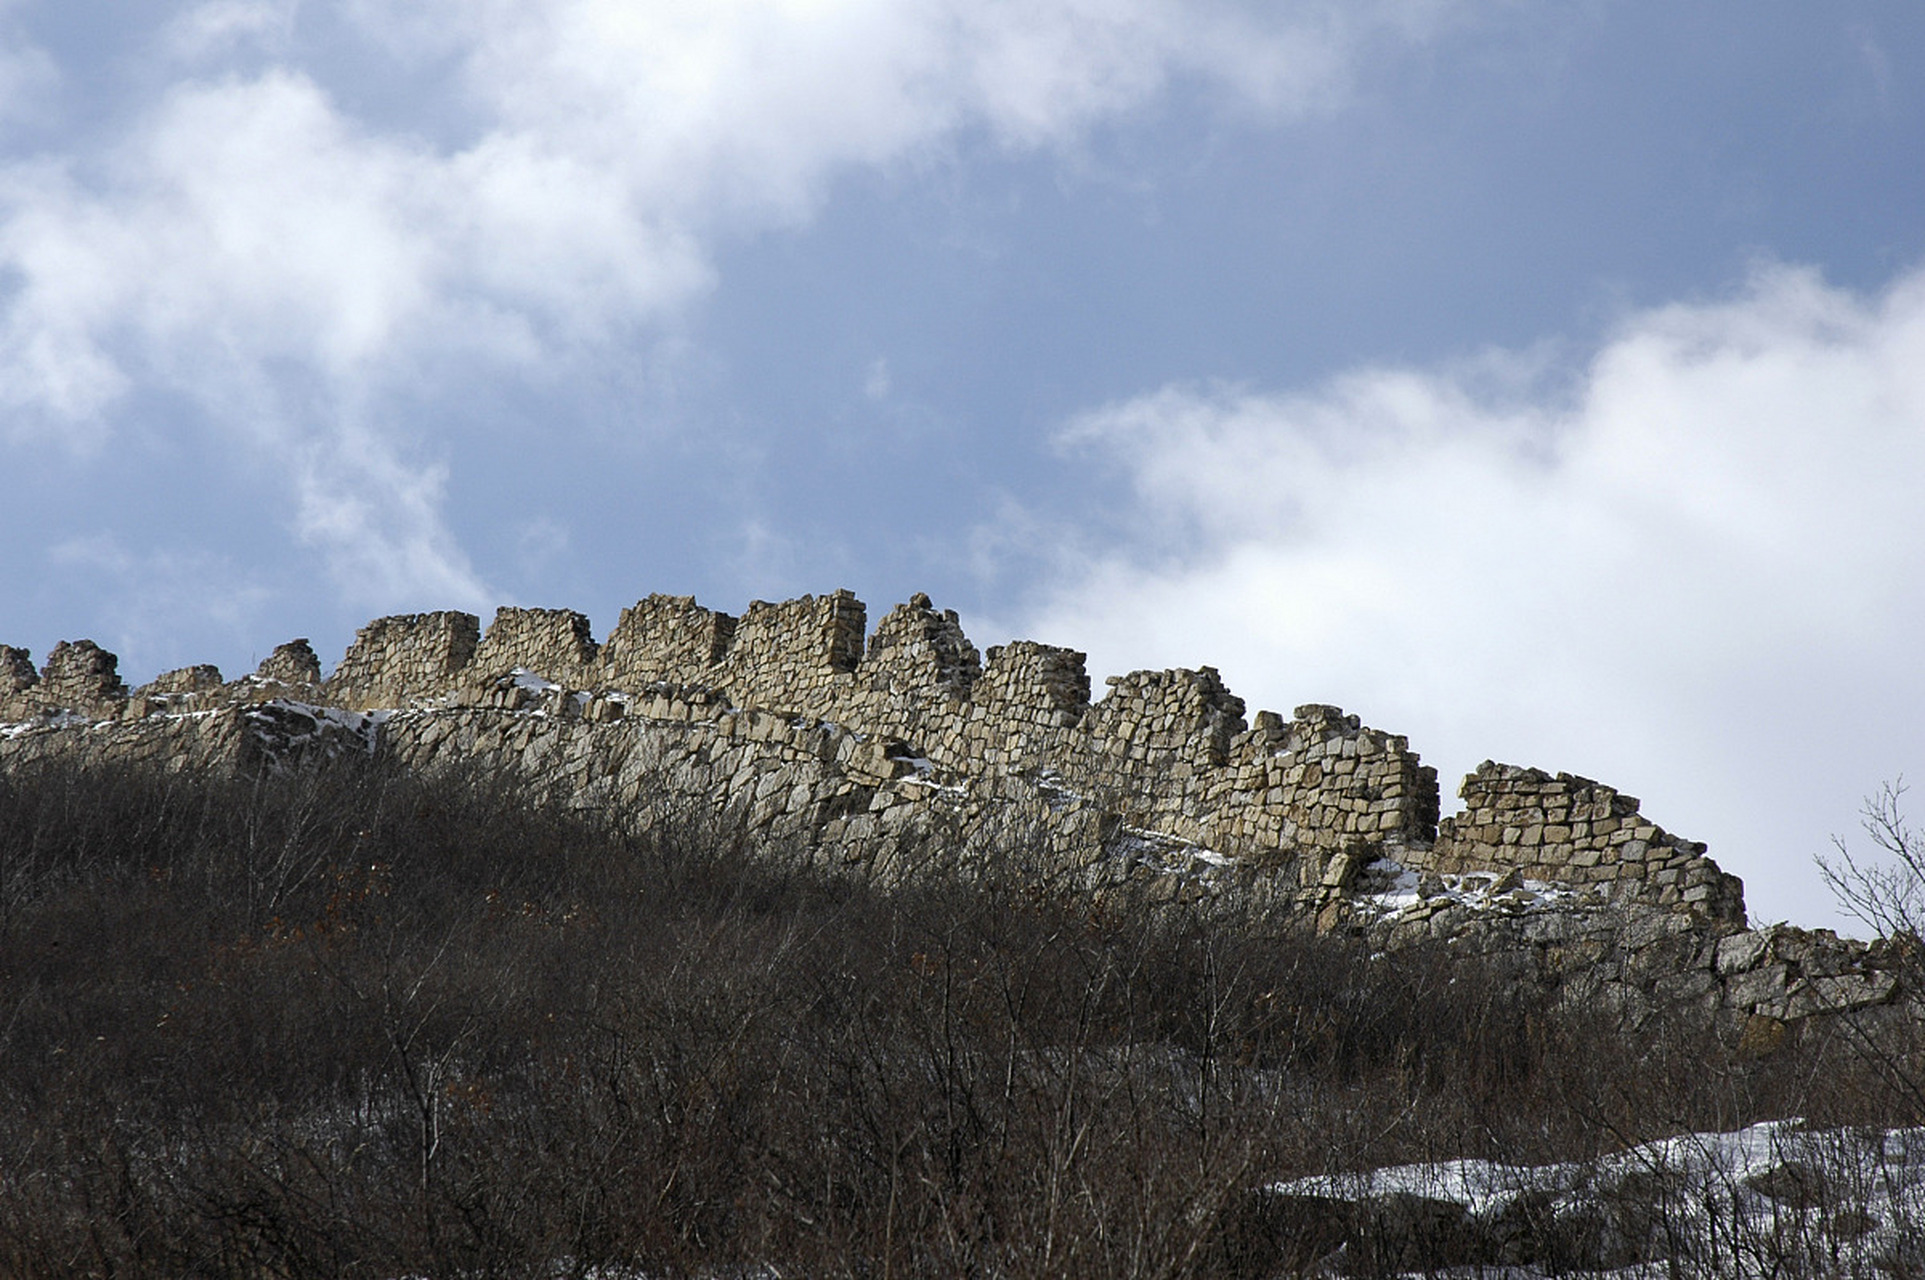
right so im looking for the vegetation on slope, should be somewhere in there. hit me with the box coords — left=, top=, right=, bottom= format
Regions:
left=0, top=755, right=1916, bottom=1277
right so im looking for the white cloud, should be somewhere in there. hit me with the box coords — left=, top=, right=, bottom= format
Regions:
left=0, top=0, right=1442, bottom=605
left=165, top=0, right=301, bottom=61
left=1023, top=262, right=1925, bottom=929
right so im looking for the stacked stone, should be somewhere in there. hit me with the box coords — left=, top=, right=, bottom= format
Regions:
left=0, top=706, right=249, bottom=774
left=28, top=640, right=129, bottom=718
left=0, top=585, right=1749, bottom=933
left=1417, top=763, right=1745, bottom=924
left=0, top=646, right=37, bottom=720
left=254, top=640, right=323, bottom=687
left=325, top=612, right=480, bottom=709
left=1197, top=704, right=1438, bottom=875
left=862, top=593, right=981, bottom=701
left=120, top=664, right=226, bottom=719
left=0, top=701, right=372, bottom=777
left=946, top=642, right=1091, bottom=773
left=599, top=595, right=736, bottom=689
left=1040, top=667, right=1254, bottom=843
left=973, top=642, right=1090, bottom=722
left=1086, top=668, right=1246, bottom=768
left=855, top=593, right=981, bottom=744
left=725, top=590, right=866, bottom=718
left=140, top=665, right=224, bottom=696
left=1356, top=892, right=1900, bottom=1037
left=471, top=607, right=600, bottom=686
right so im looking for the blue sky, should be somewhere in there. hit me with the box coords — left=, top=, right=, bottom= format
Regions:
left=3, top=0, right=1923, bottom=928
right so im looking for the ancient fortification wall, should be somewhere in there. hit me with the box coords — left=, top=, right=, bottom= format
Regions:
left=12, top=585, right=1916, bottom=1034
left=326, top=611, right=479, bottom=709
left=1408, top=762, right=1746, bottom=922
left=1, top=585, right=1722, bottom=924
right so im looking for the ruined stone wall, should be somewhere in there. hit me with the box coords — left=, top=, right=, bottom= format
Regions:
left=0, top=646, right=37, bottom=719
left=469, top=607, right=599, bottom=686
left=852, top=594, right=981, bottom=744
left=724, top=590, right=866, bottom=716
left=255, top=640, right=322, bottom=687
left=139, top=665, right=225, bottom=696
left=1, top=585, right=1741, bottom=927
left=370, top=700, right=1124, bottom=891
left=598, top=595, right=735, bottom=689
left=2, top=681, right=1903, bottom=1040
left=325, top=611, right=480, bottom=709
left=0, top=701, right=370, bottom=776
left=1361, top=882, right=1905, bottom=1040
left=1205, top=704, right=1440, bottom=869
left=1413, top=762, right=1746, bottom=924
left=11, top=640, right=129, bottom=719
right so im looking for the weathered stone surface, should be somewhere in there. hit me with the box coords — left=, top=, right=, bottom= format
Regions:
left=17, top=581, right=1914, bottom=1039
left=1420, top=761, right=1745, bottom=924
left=472, top=607, right=599, bottom=686
left=325, top=611, right=480, bottom=709
left=140, top=664, right=224, bottom=696
left=254, top=639, right=323, bottom=687
left=0, top=645, right=38, bottom=719
left=32, top=640, right=128, bottom=717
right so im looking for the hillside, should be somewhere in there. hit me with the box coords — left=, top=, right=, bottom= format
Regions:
left=4, top=588, right=1924, bottom=1275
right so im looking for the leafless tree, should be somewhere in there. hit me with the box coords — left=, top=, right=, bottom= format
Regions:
left=1818, top=779, right=1925, bottom=945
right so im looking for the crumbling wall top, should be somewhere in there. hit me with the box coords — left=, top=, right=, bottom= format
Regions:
left=599, top=594, right=736, bottom=689
left=975, top=641, right=1091, bottom=723
left=35, top=640, right=128, bottom=717
left=326, top=611, right=480, bottom=709
left=863, top=592, right=981, bottom=702
left=471, top=607, right=599, bottom=684
left=1418, top=759, right=1744, bottom=924
left=1, top=645, right=35, bottom=696
left=727, top=590, right=866, bottom=716
left=1087, top=666, right=1247, bottom=766
left=254, top=640, right=322, bottom=687
left=139, top=665, right=224, bottom=696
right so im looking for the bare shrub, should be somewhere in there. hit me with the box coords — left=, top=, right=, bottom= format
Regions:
left=0, top=753, right=1919, bottom=1277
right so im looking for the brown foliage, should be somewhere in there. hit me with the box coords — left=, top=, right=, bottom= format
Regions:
left=0, top=754, right=1915, bottom=1277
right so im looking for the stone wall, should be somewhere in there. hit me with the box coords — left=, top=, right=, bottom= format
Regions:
left=1, top=585, right=1740, bottom=923
left=1356, top=877, right=1905, bottom=1040
left=5, top=678, right=1906, bottom=1040
left=1209, top=704, right=1439, bottom=872
left=725, top=590, right=867, bottom=715
left=255, top=640, right=323, bottom=687
left=23, top=640, right=128, bottom=718
left=0, top=700, right=372, bottom=776
left=325, top=611, right=480, bottom=709
left=1413, top=762, right=1746, bottom=924
left=0, top=646, right=36, bottom=717
left=470, top=607, right=599, bottom=686
left=855, top=593, right=982, bottom=740
left=599, top=594, right=736, bottom=689
left=138, top=665, right=225, bottom=697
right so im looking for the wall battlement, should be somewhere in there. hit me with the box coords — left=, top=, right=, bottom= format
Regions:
left=1413, top=762, right=1746, bottom=921
left=0, top=586, right=1741, bottom=925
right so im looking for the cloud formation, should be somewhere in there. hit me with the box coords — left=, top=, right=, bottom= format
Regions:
left=0, top=0, right=1435, bottom=608
left=1026, top=262, right=1925, bottom=926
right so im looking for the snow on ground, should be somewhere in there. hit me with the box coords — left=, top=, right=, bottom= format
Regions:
left=245, top=700, right=381, bottom=758
left=1351, top=858, right=1580, bottom=921
left=1272, top=1117, right=1925, bottom=1278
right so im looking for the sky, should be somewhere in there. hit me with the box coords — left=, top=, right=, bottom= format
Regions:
left=2, top=0, right=1923, bottom=929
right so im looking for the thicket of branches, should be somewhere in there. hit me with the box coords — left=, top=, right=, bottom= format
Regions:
left=0, top=752, right=1915, bottom=1278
